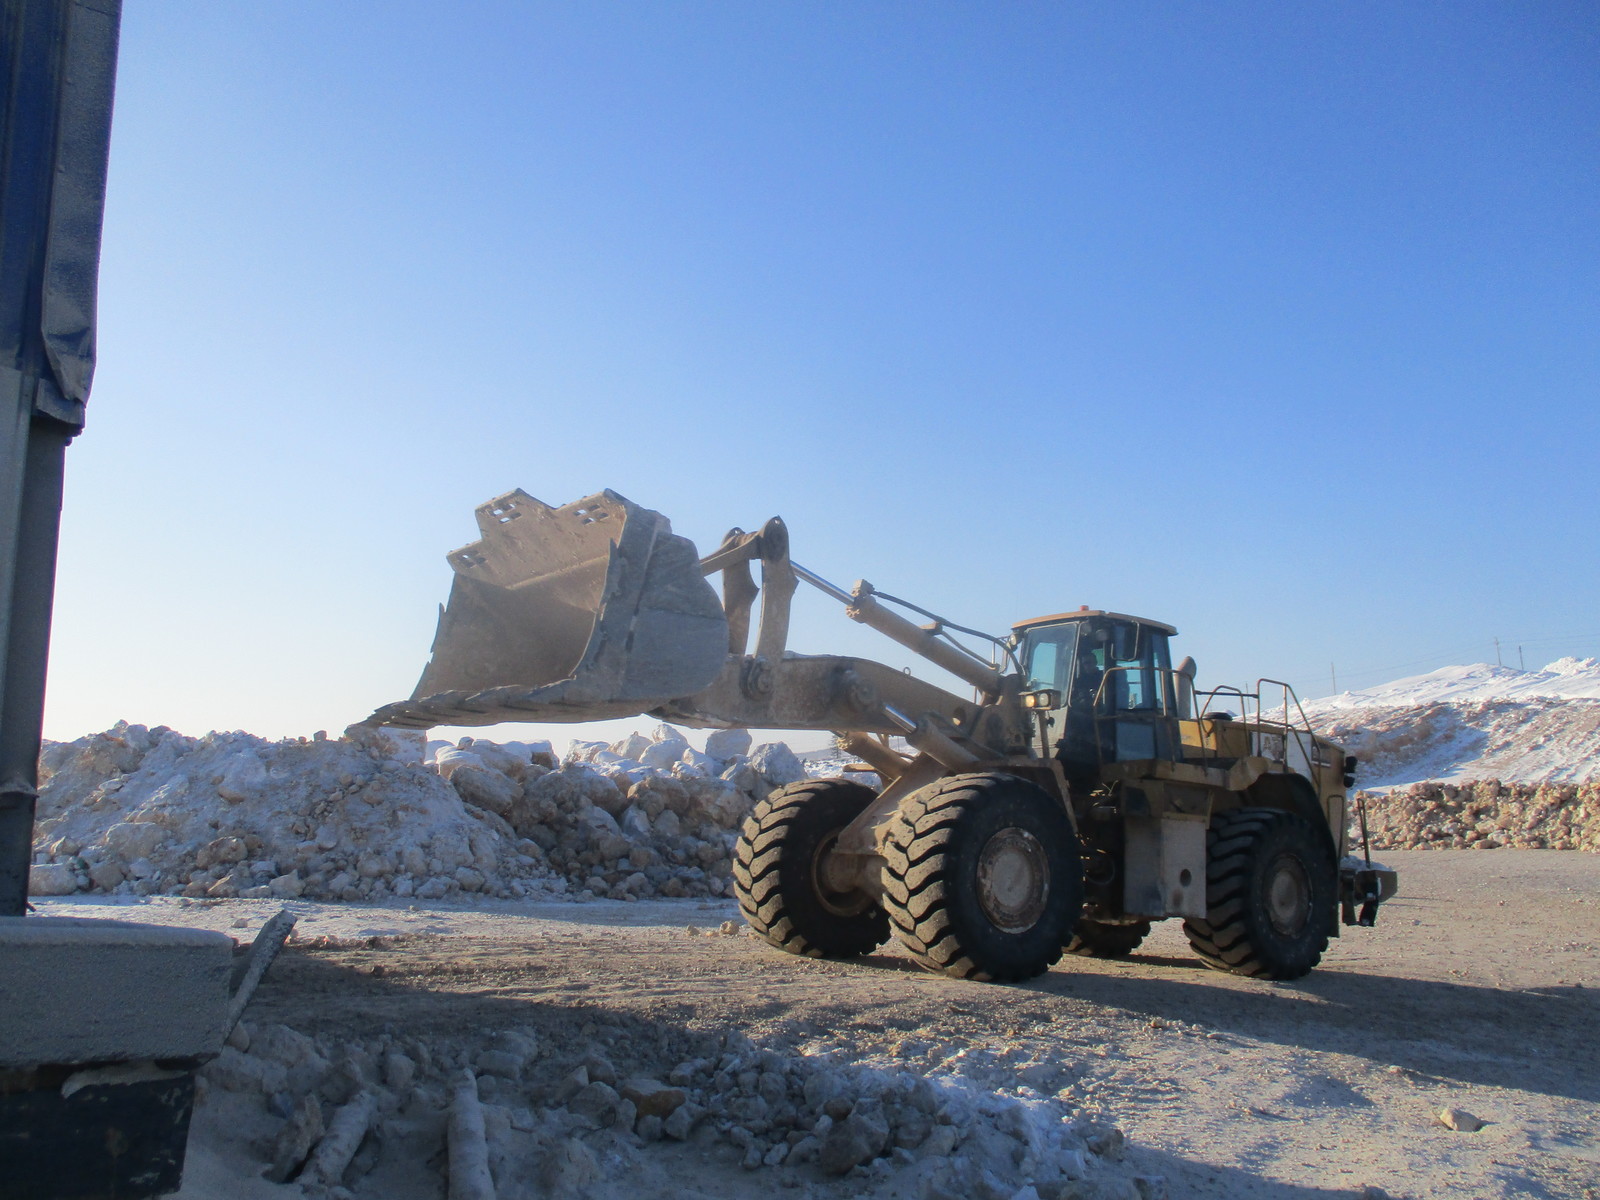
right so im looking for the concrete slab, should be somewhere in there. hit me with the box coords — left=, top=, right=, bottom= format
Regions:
left=0, top=917, right=233, bottom=1068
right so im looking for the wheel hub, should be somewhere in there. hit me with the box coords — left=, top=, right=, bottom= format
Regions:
left=811, top=833, right=872, bottom=918
left=1265, top=853, right=1311, bottom=936
left=975, top=827, right=1049, bottom=933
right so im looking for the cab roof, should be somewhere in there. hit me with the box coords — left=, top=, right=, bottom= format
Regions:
left=1012, top=608, right=1178, bottom=636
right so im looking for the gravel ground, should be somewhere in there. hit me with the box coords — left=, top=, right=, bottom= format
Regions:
left=37, top=849, right=1600, bottom=1198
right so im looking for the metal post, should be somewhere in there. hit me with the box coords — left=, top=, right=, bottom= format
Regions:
left=0, top=0, right=121, bottom=915
left=0, top=412, right=69, bottom=912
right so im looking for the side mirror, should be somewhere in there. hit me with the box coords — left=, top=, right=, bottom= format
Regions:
left=1021, top=689, right=1061, bottom=710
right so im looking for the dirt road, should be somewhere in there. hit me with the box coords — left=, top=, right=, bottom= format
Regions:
left=52, top=849, right=1598, bottom=1198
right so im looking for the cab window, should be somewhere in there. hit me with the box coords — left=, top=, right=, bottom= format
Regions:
left=1022, top=623, right=1077, bottom=702
left=1108, top=622, right=1172, bottom=713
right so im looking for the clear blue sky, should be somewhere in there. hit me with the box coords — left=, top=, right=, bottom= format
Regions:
left=42, top=2, right=1600, bottom=747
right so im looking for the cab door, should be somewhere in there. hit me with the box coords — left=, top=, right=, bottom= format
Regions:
left=1021, top=619, right=1122, bottom=782
left=1096, top=621, right=1178, bottom=765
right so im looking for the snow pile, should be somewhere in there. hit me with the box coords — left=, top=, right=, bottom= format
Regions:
left=28, top=721, right=832, bottom=903
left=199, top=1018, right=1152, bottom=1199
left=1301, top=659, right=1600, bottom=789
left=1351, top=780, right=1600, bottom=852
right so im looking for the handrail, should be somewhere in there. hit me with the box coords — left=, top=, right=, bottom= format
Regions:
left=1085, top=671, right=1325, bottom=780
left=1249, top=678, right=1319, bottom=778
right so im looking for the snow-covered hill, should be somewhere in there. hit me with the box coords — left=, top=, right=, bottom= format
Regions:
left=1298, top=658, right=1600, bottom=789
left=1305, top=656, right=1600, bottom=712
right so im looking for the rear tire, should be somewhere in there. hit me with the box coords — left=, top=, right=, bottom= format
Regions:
left=1066, top=918, right=1151, bottom=959
left=734, top=779, right=888, bottom=959
left=880, top=772, right=1083, bottom=983
left=1183, top=807, right=1335, bottom=980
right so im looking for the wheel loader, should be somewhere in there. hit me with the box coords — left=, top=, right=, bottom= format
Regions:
left=369, top=489, right=1397, bottom=983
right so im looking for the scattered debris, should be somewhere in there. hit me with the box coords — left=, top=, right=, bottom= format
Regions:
left=194, top=1021, right=1144, bottom=1198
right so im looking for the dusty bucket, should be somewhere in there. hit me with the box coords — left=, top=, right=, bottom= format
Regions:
left=367, top=490, right=728, bottom=728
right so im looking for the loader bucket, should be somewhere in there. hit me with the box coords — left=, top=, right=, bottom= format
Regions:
left=366, top=490, right=729, bottom=729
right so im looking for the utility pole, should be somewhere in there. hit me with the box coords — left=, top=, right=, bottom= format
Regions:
left=1494, top=637, right=1502, bottom=668
left=1519, top=645, right=1525, bottom=672
left=1330, top=662, right=1337, bottom=694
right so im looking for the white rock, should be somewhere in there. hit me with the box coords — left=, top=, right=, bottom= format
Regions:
left=249, top=1024, right=318, bottom=1070
left=663, top=1102, right=699, bottom=1141
left=819, top=1104, right=890, bottom=1174
left=104, top=821, right=166, bottom=861
left=609, top=733, right=652, bottom=761
left=215, top=750, right=268, bottom=804
left=581, top=803, right=621, bottom=835
left=750, top=742, right=807, bottom=786
left=87, top=860, right=125, bottom=890
left=568, top=1080, right=621, bottom=1126
left=383, top=1051, right=416, bottom=1091
left=27, top=862, right=77, bottom=896
left=704, top=728, right=753, bottom=762
left=679, top=748, right=717, bottom=774
left=203, top=1046, right=288, bottom=1094
left=431, top=832, right=474, bottom=869
left=450, top=764, right=518, bottom=816
left=640, top=729, right=690, bottom=769
left=433, top=747, right=485, bottom=780
left=541, top=1135, right=599, bottom=1195
left=563, top=739, right=606, bottom=764
left=464, top=740, right=529, bottom=781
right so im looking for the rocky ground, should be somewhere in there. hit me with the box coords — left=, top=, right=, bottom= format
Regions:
left=1351, top=780, right=1600, bottom=852
left=27, top=720, right=1600, bottom=1196
left=34, top=850, right=1600, bottom=1200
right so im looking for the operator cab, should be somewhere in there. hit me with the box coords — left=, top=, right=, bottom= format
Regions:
left=1013, top=609, right=1182, bottom=782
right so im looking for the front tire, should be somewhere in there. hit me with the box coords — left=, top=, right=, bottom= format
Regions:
left=880, top=772, right=1084, bottom=983
left=1183, top=807, right=1335, bottom=980
left=734, top=779, right=889, bottom=959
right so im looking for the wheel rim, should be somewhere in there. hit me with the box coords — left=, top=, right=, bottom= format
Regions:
left=975, top=827, right=1050, bottom=933
left=811, top=831, right=872, bottom=918
left=1265, top=852, right=1311, bottom=936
